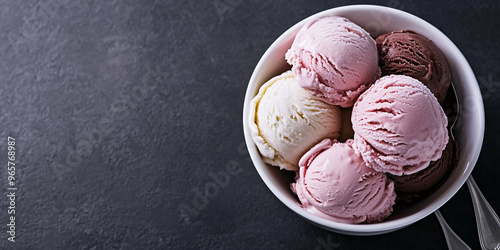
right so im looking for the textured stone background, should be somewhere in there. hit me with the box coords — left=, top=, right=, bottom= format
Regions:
left=0, top=0, right=499, bottom=249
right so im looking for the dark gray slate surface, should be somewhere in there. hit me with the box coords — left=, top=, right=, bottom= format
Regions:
left=0, top=0, right=499, bottom=249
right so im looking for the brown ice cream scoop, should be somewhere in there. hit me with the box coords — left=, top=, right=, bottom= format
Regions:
left=389, top=133, right=458, bottom=204
left=376, top=30, right=451, bottom=103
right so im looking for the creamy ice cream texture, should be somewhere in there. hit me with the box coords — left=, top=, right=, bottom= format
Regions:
left=391, top=134, right=458, bottom=203
left=376, top=30, right=451, bottom=103
left=352, top=75, right=449, bottom=176
left=248, top=16, right=457, bottom=224
left=285, top=16, right=380, bottom=108
left=250, top=71, right=342, bottom=171
left=292, top=139, right=396, bottom=224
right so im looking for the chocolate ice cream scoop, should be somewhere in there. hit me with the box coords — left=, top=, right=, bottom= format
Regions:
left=390, top=134, right=458, bottom=204
left=376, top=30, right=451, bottom=103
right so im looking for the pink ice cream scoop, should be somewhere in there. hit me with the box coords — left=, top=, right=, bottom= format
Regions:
left=352, top=75, right=449, bottom=176
left=285, top=16, right=380, bottom=108
left=291, top=139, right=396, bottom=224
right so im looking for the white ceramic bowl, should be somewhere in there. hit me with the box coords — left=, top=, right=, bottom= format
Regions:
left=242, top=5, right=484, bottom=235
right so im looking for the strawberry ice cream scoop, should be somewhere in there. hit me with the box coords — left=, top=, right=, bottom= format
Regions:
left=352, top=75, right=449, bottom=176
left=291, top=139, right=396, bottom=224
left=285, top=16, right=380, bottom=108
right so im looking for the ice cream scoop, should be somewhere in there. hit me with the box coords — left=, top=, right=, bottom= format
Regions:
left=291, top=139, right=396, bottom=224
left=285, top=16, right=380, bottom=107
left=391, top=134, right=458, bottom=203
left=352, top=75, right=449, bottom=176
left=376, top=30, right=451, bottom=103
left=249, top=71, right=342, bottom=171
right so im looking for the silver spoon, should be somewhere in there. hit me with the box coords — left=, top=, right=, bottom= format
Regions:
left=467, top=176, right=500, bottom=250
left=448, top=83, right=500, bottom=250
left=435, top=210, right=472, bottom=250
left=433, top=83, right=471, bottom=250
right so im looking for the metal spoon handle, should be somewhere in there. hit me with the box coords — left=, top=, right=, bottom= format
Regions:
left=435, top=210, right=472, bottom=250
left=467, top=176, right=500, bottom=250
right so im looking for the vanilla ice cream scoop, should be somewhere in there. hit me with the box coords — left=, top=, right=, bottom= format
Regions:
left=292, top=139, right=396, bottom=224
left=285, top=16, right=380, bottom=107
left=249, top=71, right=342, bottom=171
left=352, top=75, right=449, bottom=176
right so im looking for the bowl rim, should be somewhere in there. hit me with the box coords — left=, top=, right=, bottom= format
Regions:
left=242, top=4, right=485, bottom=235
